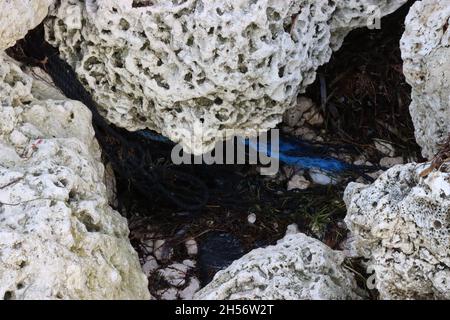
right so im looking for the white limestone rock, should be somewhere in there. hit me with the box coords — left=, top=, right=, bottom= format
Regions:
left=0, top=54, right=150, bottom=300
left=0, top=0, right=53, bottom=51
left=344, top=163, right=450, bottom=299
left=401, top=0, right=450, bottom=159
left=194, top=233, right=366, bottom=300
left=331, top=0, right=408, bottom=49
left=45, top=0, right=406, bottom=154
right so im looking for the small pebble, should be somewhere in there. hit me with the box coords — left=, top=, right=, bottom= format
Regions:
left=185, top=239, right=198, bottom=256
left=154, top=239, right=173, bottom=261
left=294, top=127, right=317, bottom=140
left=286, top=223, right=299, bottom=235
left=183, top=259, right=196, bottom=268
left=247, top=213, right=257, bottom=224
left=179, top=278, right=201, bottom=300
left=353, top=158, right=372, bottom=166
left=303, top=109, right=324, bottom=126
left=380, top=156, right=403, bottom=168
left=282, top=108, right=302, bottom=128
left=309, top=170, right=338, bottom=185
left=9, top=130, right=28, bottom=146
left=287, top=174, right=311, bottom=190
left=282, top=166, right=296, bottom=178
left=143, top=239, right=154, bottom=253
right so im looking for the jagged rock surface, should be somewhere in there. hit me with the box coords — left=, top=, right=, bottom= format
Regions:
left=46, top=0, right=406, bottom=154
left=344, top=163, right=450, bottom=299
left=0, top=54, right=150, bottom=300
left=193, top=233, right=366, bottom=300
left=331, top=0, right=408, bottom=49
left=0, top=0, right=53, bottom=51
left=401, top=0, right=450, bottom=159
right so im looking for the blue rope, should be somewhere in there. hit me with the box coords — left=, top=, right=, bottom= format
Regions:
left=240, top=137, right=350, bottom=173
left=138, top=129, right=373, bottom=174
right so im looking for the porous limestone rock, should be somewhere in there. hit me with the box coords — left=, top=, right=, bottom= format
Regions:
left=344, top=163, right=450, bottom=299
left=46, top=0, right=406, bottom=154
left=0, top=54, right=150, bottom=300
left=401, top=0, right=450, bottom=159
left=0, top=0, right=53, bottom=51
left=193, top=233, right=366, bottom=300
left=331, top=0, right=409, bottom=49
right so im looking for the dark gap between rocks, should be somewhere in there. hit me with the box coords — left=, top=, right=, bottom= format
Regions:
left=306, top=0, right=421, bottom=163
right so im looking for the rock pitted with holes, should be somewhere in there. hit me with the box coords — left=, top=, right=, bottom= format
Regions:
left=194, top=232, right=366, bottom=300
left=0, top=0, right=53, bottom=51
left=344, top=163, right=450, bottom=299
left=0, top=54, right=150, bottom=300
left=46, top=0, right=407, bottom=154
left=401, top=0, right=450, bottom=159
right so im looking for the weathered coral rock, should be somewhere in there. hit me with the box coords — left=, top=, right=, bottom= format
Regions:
left=0, top=0, right=53, bottom=51
left=0, top=54, right=150, bottom=300
left=194, top=233, right=366, bottom=300
left=331, top=0, right=408, bottom=49
left=401, top=0, right=450, bottom=159
left=46, top=0, right=407, bottom=154
left=344, top=163, right=450, bottom=299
